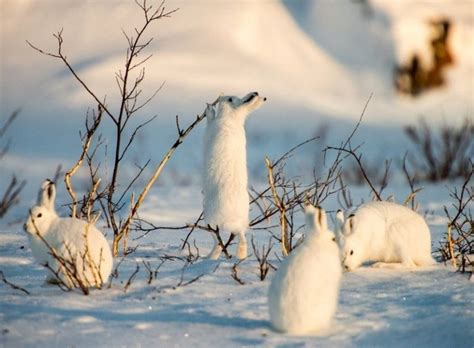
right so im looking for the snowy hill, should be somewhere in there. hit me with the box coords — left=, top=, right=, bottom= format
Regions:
left=3, top=0, right=472, bottom=115
left=1, top=0, right=473, bottom=186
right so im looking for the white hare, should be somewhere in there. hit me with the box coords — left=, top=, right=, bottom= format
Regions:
left=268, top=205, right=343, bottom=335
left=202, top=92, right=266, bottom=259
left=24, top=180, right=113, bottom=288
left=338, top=201, right=435, bottom=271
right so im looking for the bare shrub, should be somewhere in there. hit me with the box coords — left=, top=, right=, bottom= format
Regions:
left=437, top=166, right=473, bottom=277
left=0, top=110, right=26, bottom=218
left=251, top=237, right=275, bottom=281
left=142, top=259, right=166, bottom=285
left=404, top=118, right=473, bottom=182
left=401, top=153, right=424, bottom=211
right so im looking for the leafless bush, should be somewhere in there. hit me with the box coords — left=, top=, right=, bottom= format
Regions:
left=437, top=166, right=473, bottom=277
left=401, top=153, right=423, bottom=211
left=251, top=236, right=275, bottom=281
left=404, top=118, right=473, bottom=182
left=142, top=259, right=166, bottom=285
left=0, top=110, right=26, bottom=218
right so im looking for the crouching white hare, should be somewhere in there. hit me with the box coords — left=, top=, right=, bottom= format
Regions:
left=203, top=92, right=266, bottom=259
left=339, top=201, right=435, bottom=271
left=268, top=204, right=342, bottom=335
left=24, top=180, right=113, bottom=288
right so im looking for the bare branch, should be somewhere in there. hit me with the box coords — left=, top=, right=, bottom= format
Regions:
left=0, top=176, right=26, bottom=218
left=26, top=36, right=117, bottom=124
left=0, top=109, right=20, bottom=138
left=64, top=106, right=103, bottom=218
left=251, top=236, right=274, bottom=281
left=124, top=264, right=140, bottom=292
left=231, top=259, right=246, bottom=285
left=0, top=270, right=30, bottom=295
left=325, top=146, right=382, bottom=201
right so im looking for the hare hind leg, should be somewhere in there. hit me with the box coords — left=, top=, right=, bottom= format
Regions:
left=234, top=231, right=248, bottom=260
left=207, top=232, right=223, bottom=260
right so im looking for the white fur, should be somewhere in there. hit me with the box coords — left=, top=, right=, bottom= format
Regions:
left=268, top=205, right=342, bottom=335
left=338, top=201, right=435, bottom=271
left=24, top=180, right=113, bottom=288
left=202, top=92, right=266, bottom=259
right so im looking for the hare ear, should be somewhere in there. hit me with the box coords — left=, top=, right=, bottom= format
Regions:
left=334, top=209, right=345, bottom=242
left=205, top=103, right=216, bottom=123
left=214, top=97, right=225, bottom=116
left=38, top=179, right=56, bottom=211
left=316, top=206, right=328, bottom=232
left=344, top=214, right=356, bottom=236
left=335, top=210, right=345, bottom=230
left=304, top=202, right=317, bottom=232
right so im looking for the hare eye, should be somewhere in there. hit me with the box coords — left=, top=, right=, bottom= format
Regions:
left=228, top=97, right=233, bottom=103
left=350, top=250, right=354, bottom=255
left=37, top=213, right=42, bottom=218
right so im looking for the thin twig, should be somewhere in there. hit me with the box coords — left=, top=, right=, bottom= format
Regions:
left=0, top=270, right=30, bottom=295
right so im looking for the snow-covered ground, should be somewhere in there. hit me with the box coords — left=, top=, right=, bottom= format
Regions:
left=1, top=184, right=473, bottom=347
left=1, top=0, right=473, bottom=347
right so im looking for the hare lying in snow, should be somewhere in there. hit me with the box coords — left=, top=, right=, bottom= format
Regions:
left=338, top=201, right=435, bottom=271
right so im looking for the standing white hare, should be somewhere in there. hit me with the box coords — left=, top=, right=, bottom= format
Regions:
left=24, top=180, right=113, bottom=288
left=202, top=92, right=266, bottom=259
left=268, top=204, right=343, bottom=335
left=338, top=201, right=435, bottom=271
